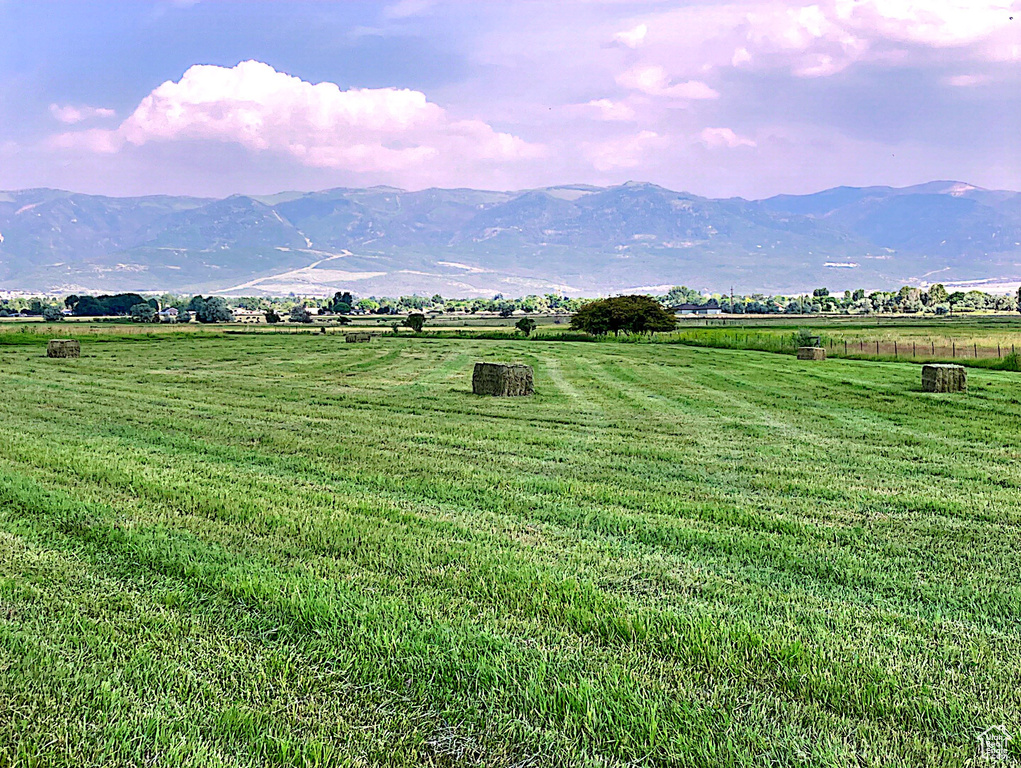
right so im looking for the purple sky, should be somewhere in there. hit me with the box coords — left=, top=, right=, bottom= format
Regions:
left=1, top=0, right=1019, bottom=199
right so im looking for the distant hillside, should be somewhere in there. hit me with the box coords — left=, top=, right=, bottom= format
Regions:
left=2, top=180, right=1019, bottom=295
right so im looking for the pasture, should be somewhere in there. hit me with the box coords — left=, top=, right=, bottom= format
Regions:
left=0, top=331, right=1018, bottom=766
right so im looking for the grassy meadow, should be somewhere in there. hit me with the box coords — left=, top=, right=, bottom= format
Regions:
left=0, top=329, right=1019, bottom=766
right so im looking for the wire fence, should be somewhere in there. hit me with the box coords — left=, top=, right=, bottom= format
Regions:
left=828, top=339, right=1019, bottom=360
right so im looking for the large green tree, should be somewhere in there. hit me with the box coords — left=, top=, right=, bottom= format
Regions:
left=570, top=295, right=676, bottom=336
left=928, top=283, right=949, bottom=305
left=194, top=297, right=233, bottom=323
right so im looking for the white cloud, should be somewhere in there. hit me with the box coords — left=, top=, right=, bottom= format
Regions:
left=944, top=73, right=990, bottom=86
left=699, top=127, right=756, bottom=148
left=613, top=23, right=647, bottom=48
left=616, top=0, right=1019, bottom=83
left=616, top=65, right=719, bottom=99
left=49, top=104, right=116, bottom=124
left=383, top=0, right=434, bottom=20
left=584, top=130, right=663, bottom=171
left=51, top=61, right=543, bottom=173
left=585, top=98, right=636, bottom=121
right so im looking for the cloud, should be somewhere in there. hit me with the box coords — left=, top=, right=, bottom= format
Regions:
left=699, top=127, right=756, bottom=148
left=613, top=23, right=647, bottom=48
left=616, top=65, right=719, bottom=99
left=584, top=98, right=636, bottom=121
left=621, top=0, right=1019, bottom=83
left=383, top=0, right=434, bottom=20
left=944, top=73, right=991, bottom=87
left=583, top=130, right=663, bottom=171
left=49, top=104, right=116, bottom=124
left=51, top=61, right=542, bottom=173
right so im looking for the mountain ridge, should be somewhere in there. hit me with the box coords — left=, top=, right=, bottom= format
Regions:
left=2, top=181, right=1019, bottom=296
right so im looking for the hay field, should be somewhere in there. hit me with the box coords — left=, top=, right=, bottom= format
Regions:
left=0, top=333, right=1018, bottom=766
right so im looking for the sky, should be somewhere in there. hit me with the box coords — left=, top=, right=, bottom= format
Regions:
left=1, top=0, right=1019, bottom=199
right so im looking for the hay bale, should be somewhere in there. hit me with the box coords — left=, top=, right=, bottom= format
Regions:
left=345, top=332, right=372, bottom=343
left=473, top=362, right=534, bottom=396
left=922, top=363, right=967, bottom=393
left=797, top=346, right=826, bottom=360
left=46, top=339, right=80, bottom=359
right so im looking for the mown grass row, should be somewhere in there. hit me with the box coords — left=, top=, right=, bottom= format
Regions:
left=0, top=335, right=1018, bottom=765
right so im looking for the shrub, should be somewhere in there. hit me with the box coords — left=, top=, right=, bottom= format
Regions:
left=515, top=317, right=537, bottom=336
left=404, top=313, right=426, bottom=333
left=289, top=306, right=313, bottom=324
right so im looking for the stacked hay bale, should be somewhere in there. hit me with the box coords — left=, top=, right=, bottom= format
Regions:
left=797, top=346, right=826, bottom=360
left=473, top=362, right=534, bottom=396
left=345, top=332, right=372, bottom=343
left=922, top=363, right=967, bottom=392
left=46, top=339, right=80, bottom=359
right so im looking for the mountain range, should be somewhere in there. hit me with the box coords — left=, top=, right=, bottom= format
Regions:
left=2, top=180, right=1020, bottom=296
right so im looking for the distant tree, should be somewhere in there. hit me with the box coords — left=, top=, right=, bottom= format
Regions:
left=177, top=310, right=192, bottom=324
left=1016, top=286, right=1021, bottom=315
left=289, top=305, right=313, bottom=324
left=95, top=293, right=147, bottom=315
left=71, top=296, right=106, bottom=316
left=928, top=284, right=949, bottom=305
left=515, top=317, right=537, bottom=336
left=570, top=295, right=676, bottom=336
left=390, top=321, right=400, bottom=335
left=431, top=294, right=444, bottom=305
left=947, top=291, right=966, bottom=307
left=664, top=286, right=702, bottom=306
left=813, top=287, right=829, bottom=298
left=357, top=299, right=379, bottom=312
left=852, top=288, right=866, bottom=302
left=264, top=310, right=282, bottom=324
left=130, top=303, right=157, bottom=323
left=64, top=295, right=80, bottom=310
left=327, top=291, right=354, bottom=314
left=404, top=312, right=426, bottom=333
left=195, top=297, right=233, bottom=323
left=41, top=305, right=63, bottom=322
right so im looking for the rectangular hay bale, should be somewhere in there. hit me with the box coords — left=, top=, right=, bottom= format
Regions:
left=472, top=362, right=534, bottom=396
left=46, top=339, right=80, bottom=359
left=345, top=332, right=372, bottom=343
left=922, top=363, right=966, bottom=393
left=797, top=346, right=826, bottom=360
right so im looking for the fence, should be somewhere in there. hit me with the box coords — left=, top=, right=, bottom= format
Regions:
left=827, top=339, right=1018, bottom=361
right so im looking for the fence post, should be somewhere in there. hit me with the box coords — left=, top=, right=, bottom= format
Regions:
left=844, top=340, right=847, bottom=355
left=894, top=340, right=898, bottom=358
left=876, top=341, right=879, bottom=356
left=998, top=343, right=1002, bottom=358
left=931, top=341, right=935, bottom=355
left=974, top=343, right=977, bottom=358
left=913, top=342, right=916, bottom=357
left=953, top=341, right=956, bottom=357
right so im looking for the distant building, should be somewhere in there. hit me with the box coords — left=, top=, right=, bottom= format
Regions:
left=673, top=303, right=722, bottom=316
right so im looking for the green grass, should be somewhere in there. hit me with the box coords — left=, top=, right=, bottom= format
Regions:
left=0, top=333, right=1018, bottom=766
